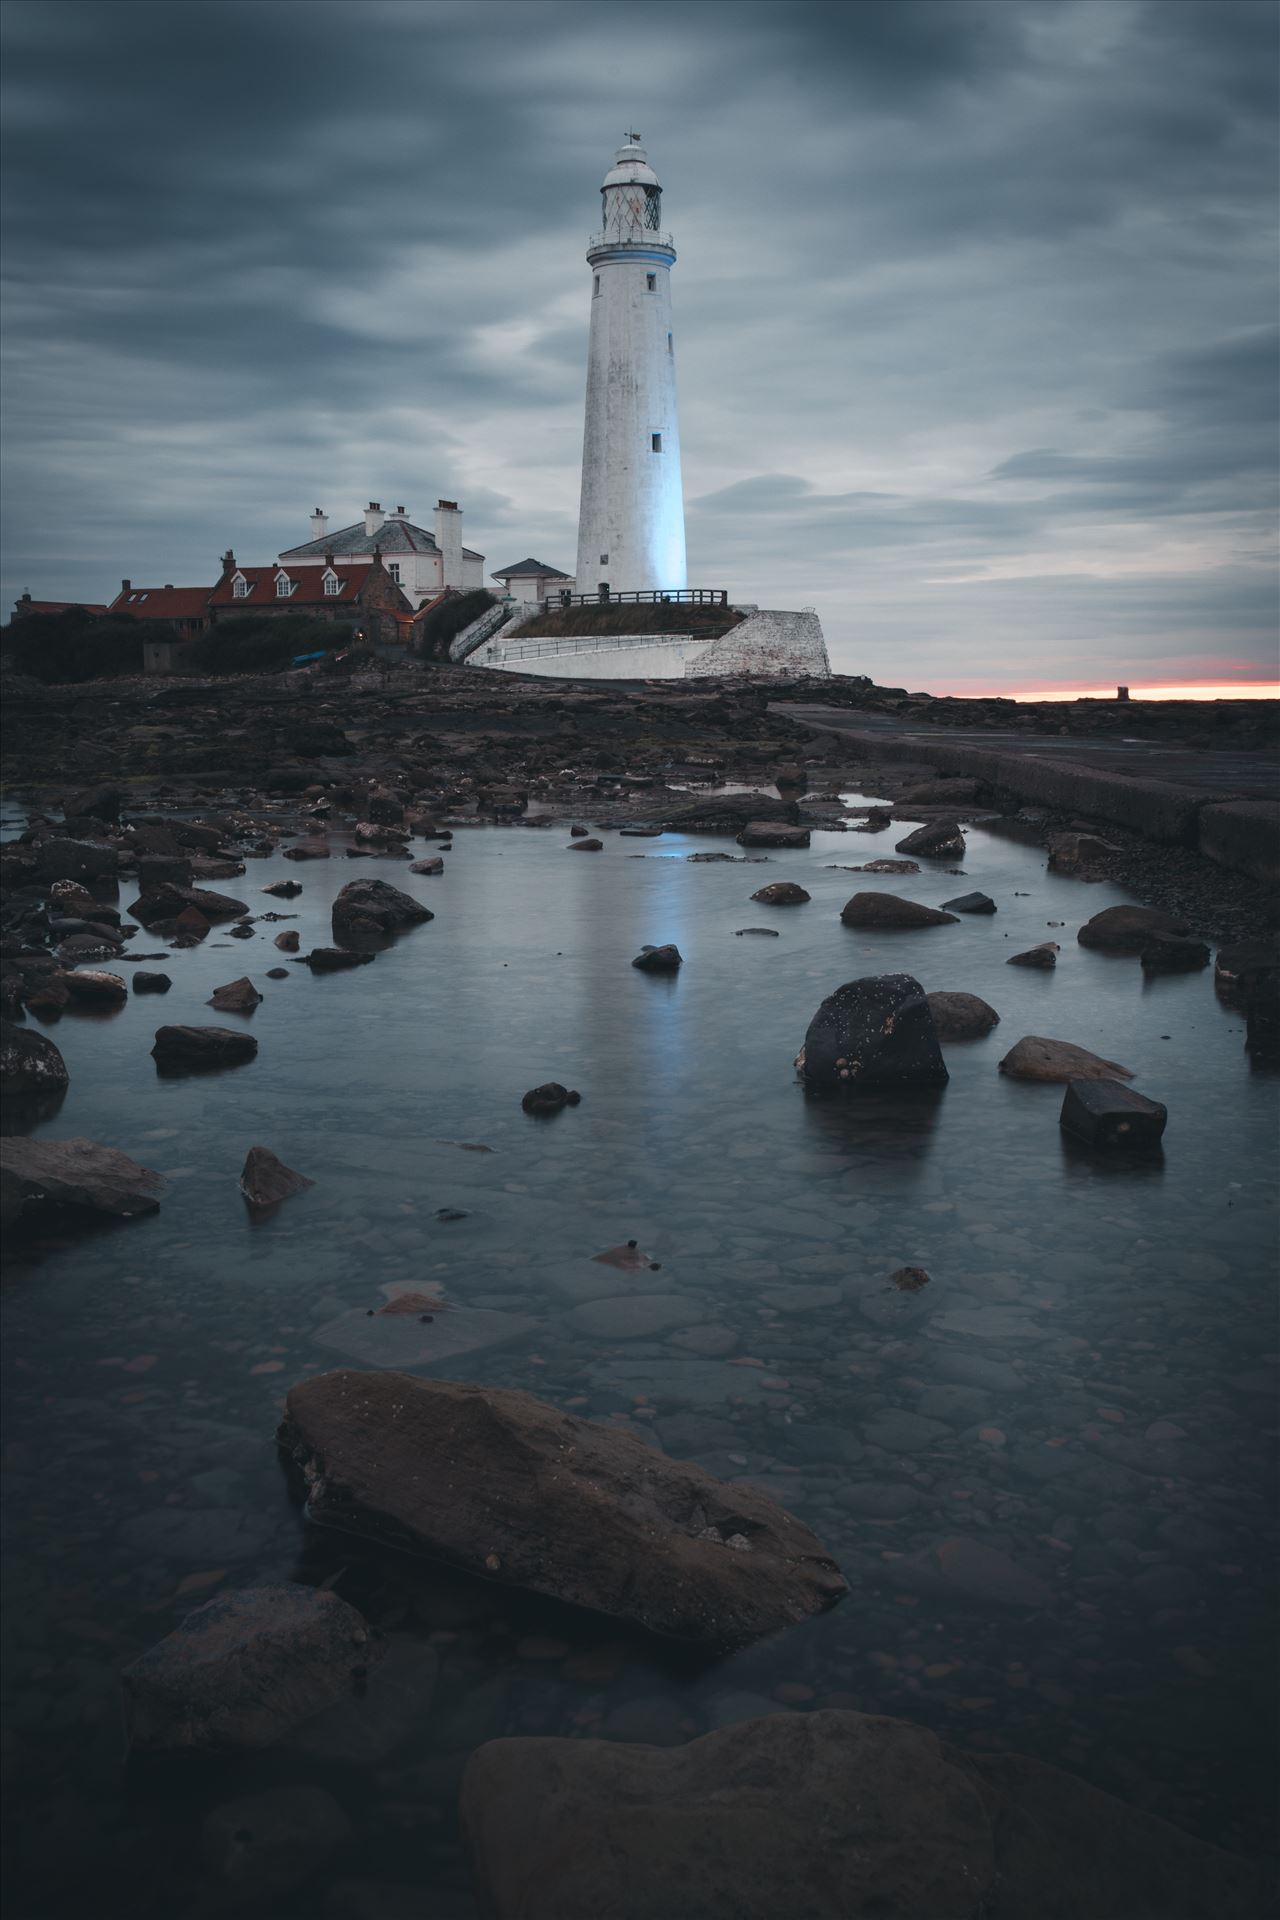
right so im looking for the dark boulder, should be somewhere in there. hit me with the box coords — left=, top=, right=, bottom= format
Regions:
left=283, top=841, right=331, bottom=862
left=277, top=1371, right=847, bottom=1651
left=0, top=1021, right=69, bottom=1092
left=208, top=977, right=263, bottom=1013
left=121, top=1584, right=376, bottom=1754
left=567, top=837, right=604, bottom=851
left=1047, top=830, right=1120, bottom=874
left=408, top=857, right=444, bottom=875
left=61, top=969, right=129, bottom=1005
left=894, top=819, right=965, bottom=858
left=132, top=971, right=172, bottom=994
left=35, top=839, right=120, bottom=883
left=839, top=892, right=958, bottom=930
left=632, top=945, right=683, bottom=973
left=800, top=975, right=948, bottom=1090
left=263, top=879, right=304, bottom=898
left=136, top=854, right=194, bottom=891
left=1078, top=904, right=1191, bottom=952
left=152, top=1025, right=258, bottom=1071
left=750, top=882, right=810, bottom=905
left=61, top=784, right=121, bottom=824
left=737, top=822, right=810, bottom=849
left=0, top=1136, right=162, bottom=1226
left=941, top=891, right=995, bottom=914
left=1007, top=943, right=1058, bottom=968
left=522, top=1082, right=581, bottom=1113
left=925, top=991, right=999, bottom=1039
left=240, top=1146, right=314, bottom=1210
left=999, top=1035, right=1132, bottom=1082
left=129, top=882, right=249, bottom=927
left=1214, top=936, right=1280, bottom=1002
left=331, top=879, right=433, bottom=942
left=1140, top=933, right=1210, bottom=975
left=1060, top=1079, right=1167, bottom=1150
left=275, top=930, right=300, bottom=952
left=303, top=948, right=377, bottom=973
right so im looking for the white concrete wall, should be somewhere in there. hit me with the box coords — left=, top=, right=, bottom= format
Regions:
left=684, top=609, right=831, bottom=678
left=576, top=246, right=686, bottom=596
left=469, top=607, right=830, bottom=681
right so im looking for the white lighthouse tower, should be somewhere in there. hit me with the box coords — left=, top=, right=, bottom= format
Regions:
left=575, top=134, right=687, bottom=598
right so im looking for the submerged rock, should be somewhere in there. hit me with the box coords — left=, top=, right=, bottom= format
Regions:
left=632, top=944, right=683, bottom=972
left=799, top=975, right=948, bottom=1090
left=202, top=1784, right=351, bottom=1903
left=522, top=1082, right=581, bottom=1113
left=304, top=948, right=377, bottom=973
left=1140, top=933, right=1210, bottom=974
left=925, top=991, right=999, bottom=1039
left=1060, top=1078, right=1168, bottom=1150
left=0, top=1020, right=69, bottom=1092
left=750, top=882, right=810, bottom=905
left=736, top=822, right=810, bottom=849
left=1007, top=942, right=1059, bottom=968
left=459, top=1707, right=1271, bottom=1920
left=839, top=892, right=958, bottom=930
left=999, top=1035, right=1133, bottom=1083
left=0, top=1135, right=161, bottom=1226
left=894, top=818, right=965, bottom=858
left=121, top=1584, right=376, bottom=1753
left=151, top=1025, right=258, bottom=1071
left=941, top=890, right=995, bottom=914
left=567, top=837, right=603, bottom=851
left=208, top=976, right=263, bottom=1013
left=332, top=878, right=433, bottom=941
left=277, top=1370, right=847, bottom=1650
left=240, top=1146, right=314, bottom=1209
left=1078, top=904, right=1191, bottom=951
left=131, top=971, right=172, bottom=994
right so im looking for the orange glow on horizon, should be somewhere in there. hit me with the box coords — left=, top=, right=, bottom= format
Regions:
left=933, top=681, right=1280, bottom=703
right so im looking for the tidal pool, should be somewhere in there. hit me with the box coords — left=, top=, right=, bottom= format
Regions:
left=2, top=805, right=1276, bottom=1914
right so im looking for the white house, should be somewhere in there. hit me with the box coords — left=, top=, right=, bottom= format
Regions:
left=491, top=557, right=576, bottom=608
left=278, top=500, right=484, bottom=607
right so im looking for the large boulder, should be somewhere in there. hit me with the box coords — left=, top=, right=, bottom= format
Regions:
left=736, top=822, right=810, bottom=849
left=304, top=948, right=377, bottom=973
left=208, top=976, right=263, bottom=1012
left=332, top=879, right=433, bottom=942
left=663, top=792, right=793, bottom=832
left=129, top=881, right=249, bottom=927
left=121, top=1584, right=377, bottom=1754
left=152, top=1025, right=258, bottom=1071
left=839, top=892, right=958, bottom=930
left=1077, top=905, right=1191, bottom=952
left=0, top=1136, right=162, bottom=1225
left=750, top=883, right=810, bottom=905
left=61, top=784, right=122, bottom=824
left=799, top=975, right=948, bottom=1090
left=999, top=1035, right=1133, bottom=1082
left=894, top=818, right=965, bottom=858
left=61, top=968, right=129, bottom=1005
left=240, top=1146, right=313, bottom=1209
left=459, top=1708, right=1270, bottom=1920
left=632, top=944, right=682, bottom=973
left=277, top=1371, right=847, bottom=1651
left=35, top=839, right=120, bottom=883
left=925, top=991, right=999, bottom=1039
left=0, top=1021, right=69, bottom=1092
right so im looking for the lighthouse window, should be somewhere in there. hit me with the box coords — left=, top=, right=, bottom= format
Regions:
left=667, top=331, right=673, bottom=352
left=645, top=273, right=656, bottom=292
left=600, top=553, right=608, bottom=565
left=644, top=185, right=662, bottom=229
left=593, top=274, right=600, bottom=297
left=651, top=433, right=662, bottom=452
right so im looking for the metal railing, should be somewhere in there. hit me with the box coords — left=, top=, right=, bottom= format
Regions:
left=541, top=588, right=728, bottom=614
left=483, top=631, right=699, bottom=665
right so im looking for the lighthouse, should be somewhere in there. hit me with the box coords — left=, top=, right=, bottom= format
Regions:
left=575, top=134, right=687, bottom=598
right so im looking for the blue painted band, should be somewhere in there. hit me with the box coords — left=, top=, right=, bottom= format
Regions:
left=586, top=246, right=676, bottom=269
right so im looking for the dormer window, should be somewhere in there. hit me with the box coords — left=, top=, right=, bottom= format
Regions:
left=322, top=571, right=341, bottom=597
left=232, top=574, right=250, bottom=598
left=275, top=571, right=294, bottom=598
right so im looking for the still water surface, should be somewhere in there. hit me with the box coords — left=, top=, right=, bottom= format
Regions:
left=2, top=805, right=1276, bottom=1913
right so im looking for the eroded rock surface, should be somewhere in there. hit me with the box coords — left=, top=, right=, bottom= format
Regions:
left=999, top=1035, right=1133, bottom=1082
left=332, top=878, right=433, bottom=941
left=277, top=1370, right=847, bottom=1649
left=801, top=975, right=948, bottom=1089
left=0, top=1135, right=161, bottom=1225
left=1, top=1020, right=69, bottom=1092
left=240, top=1146, right=314, bottom=1209
left=839, top=892, right=958, bottom=930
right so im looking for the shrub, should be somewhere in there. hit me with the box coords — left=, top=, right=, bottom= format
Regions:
left=185, top=615, right=354, bottom=675
left=417, top=588, right=497, bottom=658
left=0, top=609, right=146, bottom=683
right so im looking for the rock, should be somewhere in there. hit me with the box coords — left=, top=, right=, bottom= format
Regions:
left=275, top=929, right=300, bottom=952
left=263, top=879, right=304, bottom=898
left=284, top=1636, right=438, bottom=1766
left=1007, top=942, right=1058, bottom=968
left=567, top=837, right=604, bottom=851
left=999, top=1035, right=1133, bottom=1082
left=151, top=1025, right=258, bottom=1071
left=664, top=793, right=794, bottom=832
left=1140, top=933, right=1210, bottom=974
left=1214, top=936, right=1280, bottom=1002
left=121, top=1584, right=377, bottom=1753
left=839, top=892, right=958, bottom=930
left=941, top=891, right=995, bottom=914
left=60, top=968, right=129, bottom=1005
left=34, top=838, right=119, bottom=883
left=131, top=971, right=172, bottom=993
left=1244, top=968, right=1280, bottom=1065
left=750, top=883, right=810, bottom=905
left=800, top=975, right=948, bottom=1090
left=228, top=919, right=255, bottom=939
left=570, top=823, right=591, bottom=836
left=849, top=857, right=920, bottom=874
left=459, top=1707, right=1271, bottom=1920
left=0, top=1021, right=69, bottom=1092
left=266, top=966, right=290, bottom=979
left=202, top=1785, right=351, bottom=1903
left=894, top=818, right=965, bottom=858
left=240, top=1146, right=314, bottom=1209
left=1077, top=904, right=1191, bottom=951
left=522, top=1082, right=581, bottom=1113
left=1060, top=1079, right=1168, bottom=1150
left=354, top=819, right=408, bottom=846
left=332, top=878, right=433, bottom=942
left=136, top=853, right=194, bottom=890
left=736, top=822, right=810, bottom=849
left=284, top=840, right=331, bottom=861
left=899, top=778, right=979, bottom=806
left=0, top=1136, right=161, bottom=1224
left=734, top=927, right=780, bottom=936
left=208, top=976, right=263, bottom=1013
left=304, top=948, right=377, bottom=973
left=61, top=783, right=122, bottom=823
left=632, top=944, right=682, bottom=972
left=365, top=788, right=404, bottom=825
left=408, top=857, right=444, bottom=875
left=173, top=906, right=210, bottom=937
left=1047, top=829, right=1120, bottom=873
left=128, top=881, right=250, bottom=926
left=278, top=1371, right=847, bottom=1650
left=47, top=879, right=101, bottom=916
left=925, top=991, right=999, bottom=1039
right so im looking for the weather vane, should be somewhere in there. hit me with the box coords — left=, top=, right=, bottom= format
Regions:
left=626, top=128, right=641, bottom=143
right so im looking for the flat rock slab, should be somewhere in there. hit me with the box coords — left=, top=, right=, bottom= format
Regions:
left=277, top=1371, right=847, bottom=1649
left=1078, top=904, right=1190, bottom=951
left=152, top=1025, right=258, bottom=1071
left=564, top=1294, right=707, bottom=1339
left=121, top=1584, right=377, bottom=1753
left=840, top=892, right=958, bottom=929
left=1000, top=1035, right=1133, bottom=1082
left=304, top=948, right=377, bottom=972
left=736, top=822, right=810, bottom=849
left=311, top=1305, right=538, bottom=1371
left=459, top=1708, right=1268, bottom=1920
left=1060, top=1078, right=1167, bottom=1150
left=0, top=1135, right=162, bottom=1225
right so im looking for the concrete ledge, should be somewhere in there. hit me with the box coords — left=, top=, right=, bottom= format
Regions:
left=1197, top=800, right=1280, bottom=887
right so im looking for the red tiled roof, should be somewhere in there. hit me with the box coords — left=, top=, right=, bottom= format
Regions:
left=107, top=586, right=213, bottom=621
left=17, top=599, right=110, bottom=616
left=208, top=563, right=375, bottom=609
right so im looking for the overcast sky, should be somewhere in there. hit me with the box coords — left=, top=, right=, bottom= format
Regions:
left=1, top=0, right=1276, bottom=690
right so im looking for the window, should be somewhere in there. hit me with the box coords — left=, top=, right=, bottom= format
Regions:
left=323, top=572, right=340, bottom=597
left=275, top=573, right=293, bottom=598
left=232, top=576, right=249, bottom=598
left=651, top=433, right=662, bottom=452
left=593, top=274, right=600, bottom=297
left=645, top=273, right=656, bottom=292
left=644, top=184, right=662, bottom=230
left=387, top=562, right=401, bottom=582
left=667, top=331, right=673, bottom=353
left=600, top=553, right=608, bottom=565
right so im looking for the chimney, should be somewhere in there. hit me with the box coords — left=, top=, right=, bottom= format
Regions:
left=324, top=549, right=335, bottom=567
left=394, top=505, right=407, bottom=517
left=221, top=549, right=235, bottom=574
left=435, top=499, right=462, bottom=589
left=310, top=507, right=328, bottom=541
left=364, top=501, right=385, bottom=538
left=164, top=584, right=173, bottom=591
left=121, top=579, right=131, bottom=593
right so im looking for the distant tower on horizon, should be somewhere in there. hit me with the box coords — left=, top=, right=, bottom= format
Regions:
left=575, top=134, right=687, bottom=598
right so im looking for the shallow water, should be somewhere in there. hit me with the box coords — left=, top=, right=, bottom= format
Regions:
left=2, top=803, right=1276, bottom=1914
